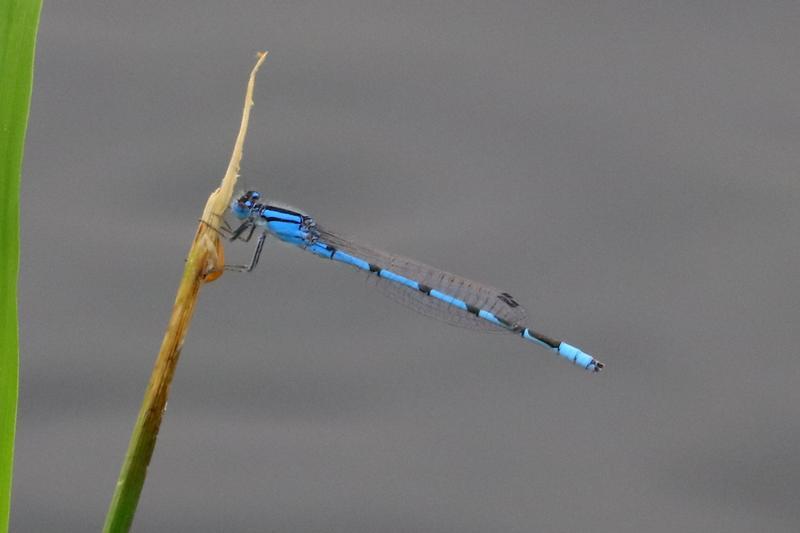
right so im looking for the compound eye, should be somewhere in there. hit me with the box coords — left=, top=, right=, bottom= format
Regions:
left=251, top=192, right=261, bottom=200
left=244, top=201, right=253, bottom=208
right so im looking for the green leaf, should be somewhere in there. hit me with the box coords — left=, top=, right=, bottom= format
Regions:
left=0, top=1, right=42, bottom=531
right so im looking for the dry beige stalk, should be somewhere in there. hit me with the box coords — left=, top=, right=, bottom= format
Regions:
left=103, top=51, right=268, bottom=533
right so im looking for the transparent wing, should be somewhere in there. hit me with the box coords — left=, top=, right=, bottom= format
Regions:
left=366, top=274, right=510, bottom=332
left=315, top=227, right=529, bottom=332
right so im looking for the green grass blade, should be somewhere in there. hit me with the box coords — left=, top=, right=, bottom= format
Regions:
left=0, top=1, right=43, bottom=531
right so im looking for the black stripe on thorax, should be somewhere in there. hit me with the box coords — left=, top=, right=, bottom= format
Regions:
left=263, top=216, right=301, bottom=224
left=262, top=204, right=304, bottom=217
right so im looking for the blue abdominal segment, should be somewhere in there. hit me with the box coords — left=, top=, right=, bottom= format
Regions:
left=378, top=269, right=421, bottom=291
left=556, top=342, right=601, bottom=371
left=428, top=289, right=468, bottom=311
left=331, top=250, right=371, bottom=271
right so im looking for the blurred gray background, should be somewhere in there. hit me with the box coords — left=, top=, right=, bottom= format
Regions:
left=13, top=1, right=800, bottom=531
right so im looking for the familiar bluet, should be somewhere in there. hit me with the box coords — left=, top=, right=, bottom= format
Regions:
left=217, top=190, right=604, bottom=372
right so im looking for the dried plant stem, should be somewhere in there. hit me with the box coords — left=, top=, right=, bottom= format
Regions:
left=103, top=51, right=268, bottom=533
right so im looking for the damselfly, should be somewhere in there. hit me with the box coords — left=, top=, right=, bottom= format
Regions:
left=215, top=190, right=604, bottom=372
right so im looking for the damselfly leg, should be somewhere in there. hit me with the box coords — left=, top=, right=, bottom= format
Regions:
left=223, top=230, right=267, bottom=272
left=204, top=215, right=255, bottom=242
left=198, top=215, right=267, bottom=272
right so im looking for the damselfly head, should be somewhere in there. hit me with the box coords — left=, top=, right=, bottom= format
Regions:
left=231, top=190, right=263, bottom=219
